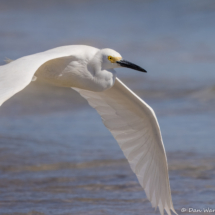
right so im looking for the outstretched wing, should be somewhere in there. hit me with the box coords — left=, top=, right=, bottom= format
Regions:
left=73, top=78, right=177, bottom=215
left=0, top=45, right=98, bottom=106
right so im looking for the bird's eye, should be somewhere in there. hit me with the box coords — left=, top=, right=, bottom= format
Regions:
left=108, top=56, right=112, bottom=60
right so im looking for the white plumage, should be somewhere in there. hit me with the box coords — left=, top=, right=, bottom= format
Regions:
left=0, top=45, right=177, bottom=215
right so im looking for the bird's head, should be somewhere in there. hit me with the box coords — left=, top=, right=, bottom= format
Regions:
left=100, top=48, right=147, bottom=73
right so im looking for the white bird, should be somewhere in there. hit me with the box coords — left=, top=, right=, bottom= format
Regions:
left=0, top=45, right=177, bottom=215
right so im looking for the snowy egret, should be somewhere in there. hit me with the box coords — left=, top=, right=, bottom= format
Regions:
left=0, top=45, right=176, bottom=215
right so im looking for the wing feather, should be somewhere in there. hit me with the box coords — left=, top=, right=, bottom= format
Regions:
left=0, top=45, right=98, bottom=106
left=73, top=78, right=177, bottom=215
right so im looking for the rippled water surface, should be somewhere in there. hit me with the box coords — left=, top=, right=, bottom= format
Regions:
left=0, top=0, right=215, bottom=214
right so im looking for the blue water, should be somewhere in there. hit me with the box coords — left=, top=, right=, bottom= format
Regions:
left=0, top=0, right=215, bottom=214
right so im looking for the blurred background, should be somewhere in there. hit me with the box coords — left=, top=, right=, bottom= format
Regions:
left=0, top=0, right=215, bottom=214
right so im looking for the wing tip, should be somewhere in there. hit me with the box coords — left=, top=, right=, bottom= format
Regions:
left=157, top=206, right=178, bottom=215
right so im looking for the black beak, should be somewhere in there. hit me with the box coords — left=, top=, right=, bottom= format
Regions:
left=116, top=59, right=147, bottom=73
